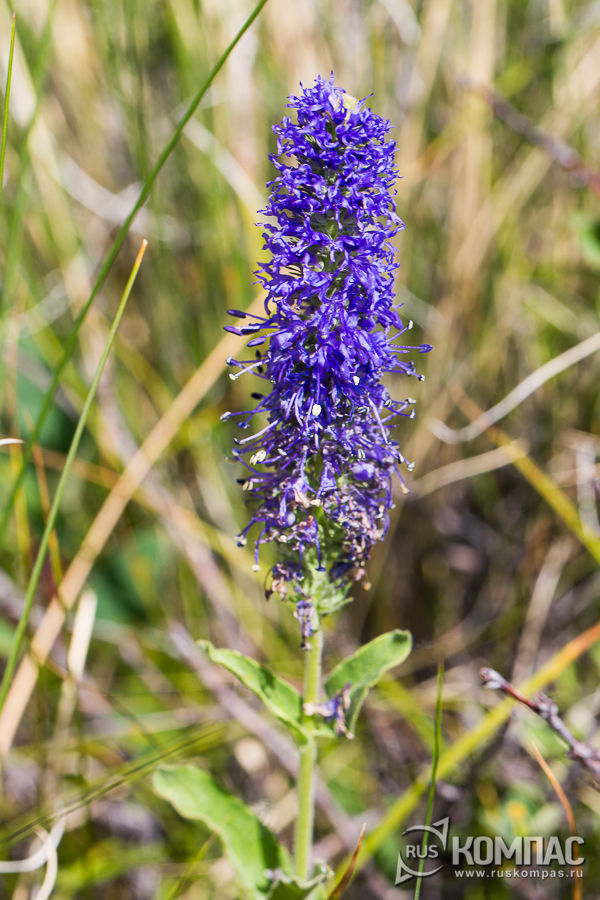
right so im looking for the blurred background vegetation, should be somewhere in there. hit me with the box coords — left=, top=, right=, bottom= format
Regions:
left=0, top=0, right=599, bottom=897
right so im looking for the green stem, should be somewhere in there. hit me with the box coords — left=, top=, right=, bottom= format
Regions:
left=294, top=622, right=324, bottom=879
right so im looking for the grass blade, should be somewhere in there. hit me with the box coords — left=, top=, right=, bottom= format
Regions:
left=0, top=239, right=148, bottom=714
left=0, top=0, right=271, bottom=542
left=413, top=663, right=444, bottom=900
left=333, top=618, right=600, bottom=882
left=0, top=10, right=15, bottom=193
left=327, top=824, right=366, bottom=899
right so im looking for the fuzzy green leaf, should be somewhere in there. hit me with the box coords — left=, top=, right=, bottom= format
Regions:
left=198, top=640, right=306, bottom=738
left=154, top=764, right=287, bottom=897
left=324, top=629, right=412, bottom=732
left=153, top=765, right=328, bottom=899
left=268, top=867, right=330, bottom=900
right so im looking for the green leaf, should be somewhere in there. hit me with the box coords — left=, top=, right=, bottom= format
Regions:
left=324, top=630, right=412, bottom=732
left=268, top=867, right=331, bottom=900
left=571, top=212, right=600, bottom=269
left=154, top=765, right=328, bottom=899
left=154, top=764, right=287, bottom=897
left=198, top=640, right=306, bottom=738
left=57, top=839, right=166, bottom=893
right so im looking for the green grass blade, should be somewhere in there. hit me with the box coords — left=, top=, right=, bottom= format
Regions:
left=333, top=619, right=600, bottom=883
left=1, top=0, right=58, bottom=309
left=498, top=434, right=600, bottom=565
left=413, top=664, right=443, bottom=900
left=0, top=0, right=271, bottom=542
left=0, top=10, right=15, bottom=193
left=0, top=0, right=60, bottom=412
left=0, top=240, right=148, bottom=714
left=0, top=721, right=223, bottom=852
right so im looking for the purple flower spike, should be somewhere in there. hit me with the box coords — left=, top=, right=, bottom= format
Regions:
left=227, top=75, right=430, bottom=617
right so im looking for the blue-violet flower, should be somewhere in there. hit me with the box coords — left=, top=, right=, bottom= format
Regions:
left=304, top=683, right=353, bottom=738
left=224, top=75, right=430, bottom=637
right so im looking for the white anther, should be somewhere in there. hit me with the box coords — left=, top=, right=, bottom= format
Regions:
left=312, top=403, right=322, bottom=416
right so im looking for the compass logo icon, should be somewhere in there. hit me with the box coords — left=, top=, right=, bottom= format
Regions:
left=395, top=817, right=450, bottom=885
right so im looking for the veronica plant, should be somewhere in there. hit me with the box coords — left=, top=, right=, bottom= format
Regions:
left=154, top=75, right=430, bottom=898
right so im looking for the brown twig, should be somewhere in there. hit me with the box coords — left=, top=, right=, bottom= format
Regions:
left=480, top=667, right=600, bottom=784
left=462, top=77, right=600, bottom=197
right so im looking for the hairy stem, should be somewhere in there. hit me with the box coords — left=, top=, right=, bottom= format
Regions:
left=294, top=622, right=324, bottom=879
